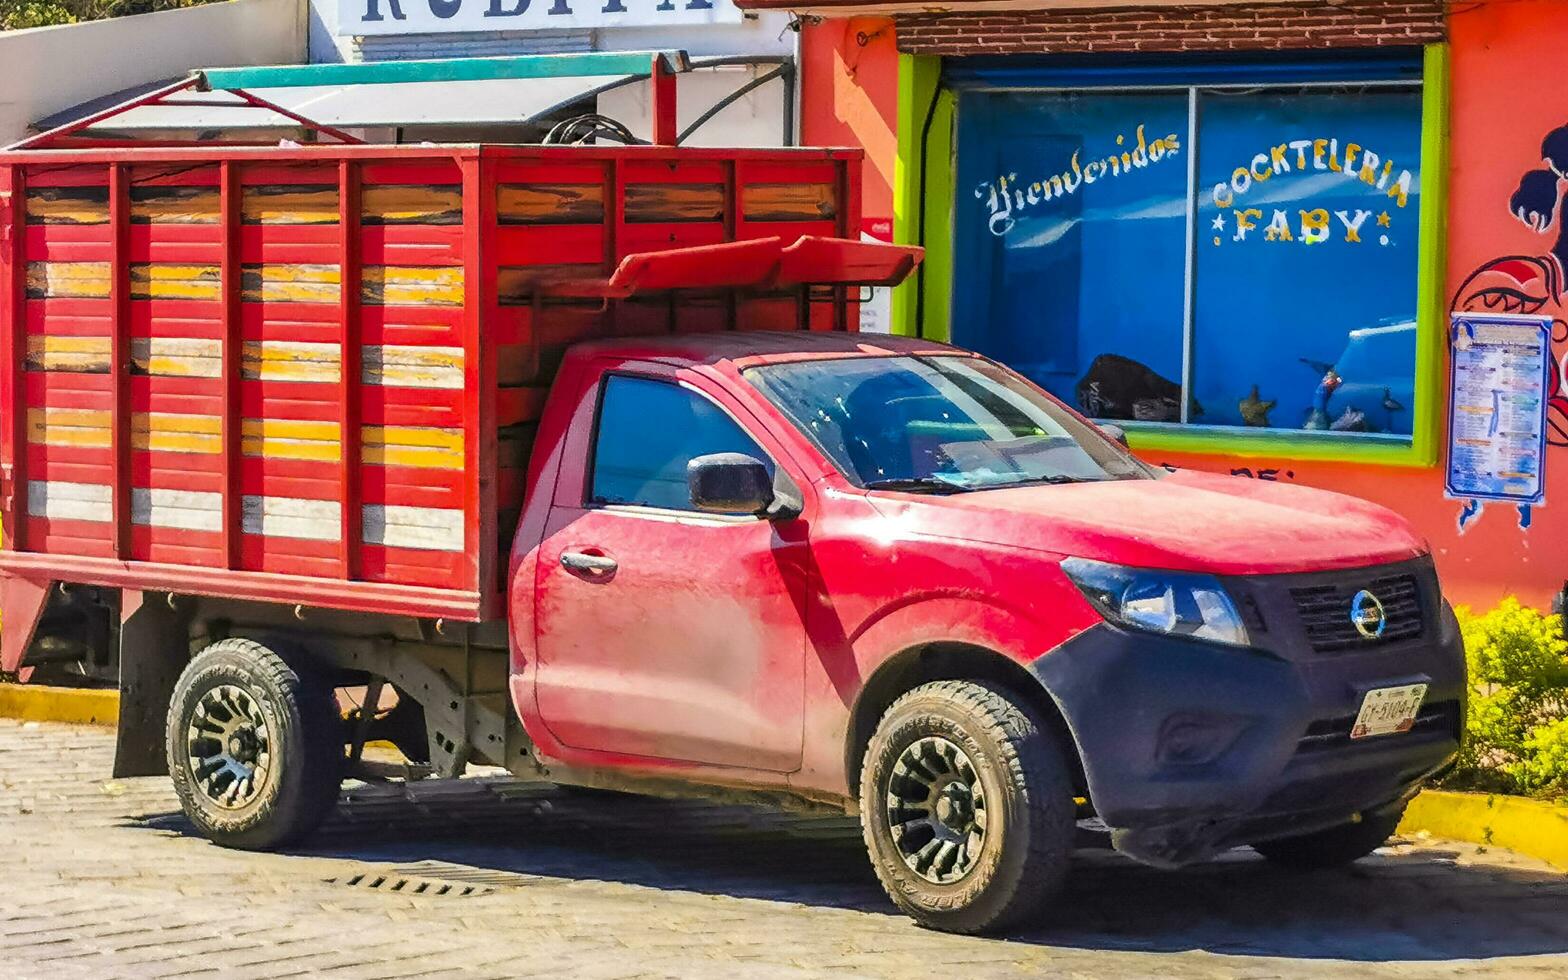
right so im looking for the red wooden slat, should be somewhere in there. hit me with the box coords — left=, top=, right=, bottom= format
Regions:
left=220, top=161, right=243, bottom=569
left=109, top=164, right=132, bottom=558
left=339, top=158, right=362, bottom=581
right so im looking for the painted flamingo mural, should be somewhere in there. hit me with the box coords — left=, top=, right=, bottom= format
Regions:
left=1452, top=123, right=1568, bottom=448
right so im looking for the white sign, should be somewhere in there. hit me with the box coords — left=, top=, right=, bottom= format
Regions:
left=343, top=0, right=743, bottom=37
left=1445, top=312, right=1552, bottom=505
left=858, top=217, right=894, bottom=335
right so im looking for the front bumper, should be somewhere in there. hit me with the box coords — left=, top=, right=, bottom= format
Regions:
left=1030, top=559, right=1464, bottom=867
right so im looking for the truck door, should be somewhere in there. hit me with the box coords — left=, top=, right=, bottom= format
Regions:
left=532, top=363, right=807, bottom=772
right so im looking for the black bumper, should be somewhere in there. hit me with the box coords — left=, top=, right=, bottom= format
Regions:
left=1030, top=559, right=1464, bottom=867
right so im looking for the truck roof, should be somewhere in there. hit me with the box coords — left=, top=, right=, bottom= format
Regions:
left=563, top=331, right=965, bottom=370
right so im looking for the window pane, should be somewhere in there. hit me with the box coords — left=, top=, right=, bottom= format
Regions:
left=590, top=376, right=771, bottom=512
left=953, top=91, right=1191, bottom=422
left=1192, top=88, right=1422, bottom=436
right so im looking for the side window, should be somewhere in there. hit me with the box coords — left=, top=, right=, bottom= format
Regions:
left=590, top=375, right=774, bottom=513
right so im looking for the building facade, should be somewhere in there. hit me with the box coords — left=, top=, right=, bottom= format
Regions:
left=760, top=0, right=1568, bottom=609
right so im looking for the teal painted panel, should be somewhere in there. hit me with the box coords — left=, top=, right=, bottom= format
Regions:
left=200, top=51, right=687, bottom=91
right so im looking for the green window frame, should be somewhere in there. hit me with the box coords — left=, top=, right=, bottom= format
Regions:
left=893, top=45, right=1450, bottom=467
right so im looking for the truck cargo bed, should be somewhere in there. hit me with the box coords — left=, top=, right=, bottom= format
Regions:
left=0, top=144, right=865, bottom=621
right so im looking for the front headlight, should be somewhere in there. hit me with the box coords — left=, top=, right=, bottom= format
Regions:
left=1061, top=557, right=1250, bottom=647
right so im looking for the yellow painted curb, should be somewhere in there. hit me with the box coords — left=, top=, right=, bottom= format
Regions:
left=1400, top=789, right=1568, bottom=872
left=0, top=683, right=119, bottom=726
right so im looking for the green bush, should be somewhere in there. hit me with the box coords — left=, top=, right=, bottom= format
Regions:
left=1443, top=597, right=1568, bottom=798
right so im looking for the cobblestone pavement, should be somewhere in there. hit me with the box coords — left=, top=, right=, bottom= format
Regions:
left=1, top=719, right=1565, bottom=979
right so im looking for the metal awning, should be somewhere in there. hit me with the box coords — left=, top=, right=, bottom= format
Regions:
left=41, top=76, right=646, bottom=132
left=19, top=51, right=694, bottom=146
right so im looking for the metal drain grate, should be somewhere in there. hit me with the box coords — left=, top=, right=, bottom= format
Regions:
left=328, top=871, right=495, bottom=897
left=327, top=860, right=544, bottom=897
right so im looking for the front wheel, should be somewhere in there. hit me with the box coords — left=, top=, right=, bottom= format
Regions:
left=1251, top=806, right=1406, bottom=870
left=859, top=680, right=1076, bottom=935
left=166, top=638, right=344, bottom=850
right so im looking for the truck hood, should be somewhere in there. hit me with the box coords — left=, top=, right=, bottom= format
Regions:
left=869, top=469, right=1427, bottom=576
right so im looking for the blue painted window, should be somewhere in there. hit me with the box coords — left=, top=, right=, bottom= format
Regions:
left=952, top=68, right=1422, bottom=439
left=590, top=375, right=771, bottom=512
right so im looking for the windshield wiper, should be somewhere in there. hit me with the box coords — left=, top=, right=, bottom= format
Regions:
left=863, top=477, right=973, bottom=495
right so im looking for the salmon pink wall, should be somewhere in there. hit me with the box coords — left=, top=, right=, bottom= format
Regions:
left=1165, top=0, right=1568, bottom=610
left=800, top=17, right=900, bottom=221
left=798, top=4, right=1567, bottom=609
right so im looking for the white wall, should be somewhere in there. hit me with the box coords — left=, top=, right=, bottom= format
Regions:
left=0, top=0, right=308, bottom=145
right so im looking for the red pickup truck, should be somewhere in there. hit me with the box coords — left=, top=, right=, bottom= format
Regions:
left=0, top=130, right=1462, bottom=935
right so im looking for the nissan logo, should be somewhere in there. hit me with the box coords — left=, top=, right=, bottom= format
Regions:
left=1350, top=590, right=1387, bottom=639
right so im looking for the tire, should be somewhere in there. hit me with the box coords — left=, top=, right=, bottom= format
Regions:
left=1251, top=806, right=1405, bottom=870
left=859, top=680, right=1076, bottom=935
left=166, top=638, right=344, bottom=850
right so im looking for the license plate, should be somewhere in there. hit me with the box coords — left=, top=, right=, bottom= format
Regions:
left=1350, top=684, right=1428, bottom=740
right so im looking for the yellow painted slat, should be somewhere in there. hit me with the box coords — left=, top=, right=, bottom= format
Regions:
left=363, top=425, right=464, bottom=470
left=363, top=185, right=463, bottom=226
left=26, top=407, right=111, bottom=448
left=26, top=335, right=110, bottom=373
left=132, top=412, right=223, bottom=454
left=242, top=185, right=339, bottom=225
left=130, top=186, right=221, bottom=224
left=241, top=341, right=342, bottom=383
left=496, top=183, right=604, bottom=225
left=361, top=266, right=463, bottom=307
left=241, top=417, right=342, bottom=462
left=26, top=262, right=112, bottom=299
left=242, top=264, right=343, bottom=304
left=25, top=187, right=109, bottom=226
left=130, top=263, right=222, bottom=302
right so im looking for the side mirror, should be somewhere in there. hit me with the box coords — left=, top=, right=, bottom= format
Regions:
left=1097, top=423, right=1130, bottom=448
left=688, top=453, right=775, bottom=515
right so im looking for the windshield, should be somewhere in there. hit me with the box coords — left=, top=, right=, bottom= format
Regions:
left=744, top=354, right=1153, bottom=492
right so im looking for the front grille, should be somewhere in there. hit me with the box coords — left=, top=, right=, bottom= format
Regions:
left=1295, top=700, right=1460, bottom=755
left=1289, top=573, right=1424, bottom=652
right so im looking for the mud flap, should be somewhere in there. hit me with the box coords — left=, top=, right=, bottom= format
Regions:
left=114, top=591, right=191, bottom=778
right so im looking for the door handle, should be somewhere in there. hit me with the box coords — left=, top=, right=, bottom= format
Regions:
left=561, top=551, right=618, bottom=576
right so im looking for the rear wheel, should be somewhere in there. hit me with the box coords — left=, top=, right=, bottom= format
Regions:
left=859, top=680, right=1075, bottom=935
left=1251, top=807, right=1406, bottom=870
left=167, top=638, right=344, bottom=850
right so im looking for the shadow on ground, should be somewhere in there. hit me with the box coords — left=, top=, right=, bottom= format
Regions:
left=131, top=775, right=1568, bottom=962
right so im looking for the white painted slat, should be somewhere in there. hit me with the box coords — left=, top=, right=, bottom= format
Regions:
left=363, top=345, right=464, bottom=390
left=241, top=495, right=340, bottom=541
left=131, top=488, right=223, bottom=532
left=27, top=481, right=112, bottom=522
left=363, top=504, right=464, bottom=552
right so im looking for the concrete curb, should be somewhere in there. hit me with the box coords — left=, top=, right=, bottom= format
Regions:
left=0, top=683, right=119, bottom=726
left=1400, top=789, right=1568, bottom=872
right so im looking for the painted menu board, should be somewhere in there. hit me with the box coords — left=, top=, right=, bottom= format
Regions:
left=1445, top=312, right=1553, bottom=504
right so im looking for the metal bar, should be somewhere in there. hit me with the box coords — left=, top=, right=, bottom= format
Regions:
left=836, top=156, right=861, bottom=332
left=199, top=51, right=691, bottom=91
left=677, top=65, right=790, bottom=145
left=783, top=60, right=797, bottom=148
left=226, top=89, right=365, bottom=145
left=7, top=77, right=199, bottom=151
left=725, top=159, right=740, bottom=330
left=1179, top=86, right=1199, bottom=425
left=109, top=164, right=132, bottom=559
left=651, top=55, right=679, bottom=147
left=219, top=162, right=243, bottom=569
left=0, top=165, right=25, bottom=552
left=338, top=159, right=362, bottom=581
